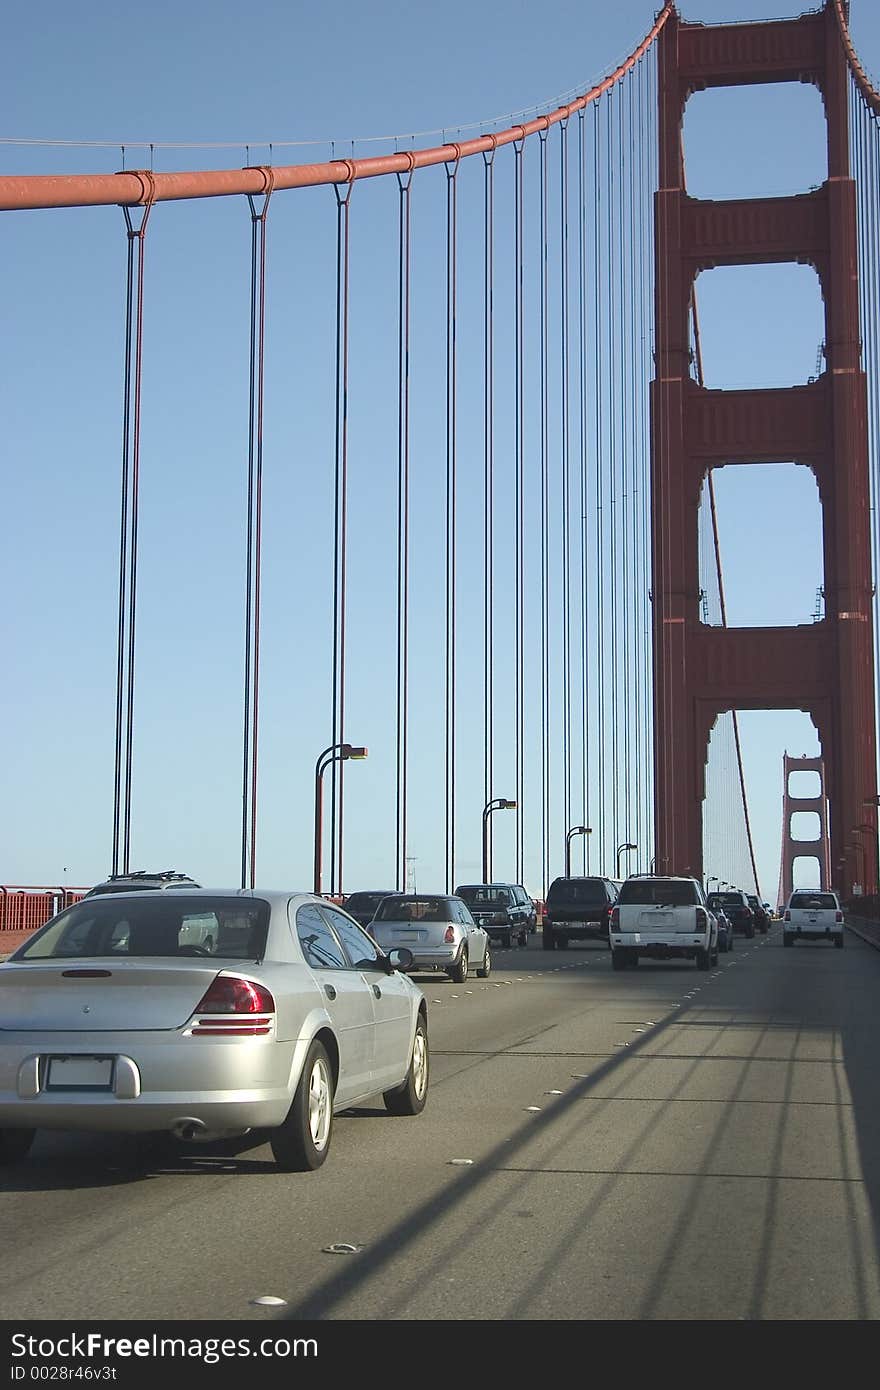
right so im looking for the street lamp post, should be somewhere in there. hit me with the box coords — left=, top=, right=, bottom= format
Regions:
left=616, top=841, right=637, bottom=880
left=482, top=798, right=517, bottom=883
left=313, top=743, right=368, bottom=897
left=565, top=825, right=592, bottom=877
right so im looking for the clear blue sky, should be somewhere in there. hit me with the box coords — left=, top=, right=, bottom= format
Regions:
left=2, top=1, right=879, bottom=901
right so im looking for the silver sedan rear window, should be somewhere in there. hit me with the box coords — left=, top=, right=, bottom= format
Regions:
left=13, top=896, right=270, bottom=961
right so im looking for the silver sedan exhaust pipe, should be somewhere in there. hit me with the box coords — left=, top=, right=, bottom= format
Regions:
left=170, top=1118, right=207, bottom=1141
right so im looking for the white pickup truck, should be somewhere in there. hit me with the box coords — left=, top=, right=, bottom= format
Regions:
left=610, top=875, right=719, bottom=971
left=783, top=890, right=844, bottom=949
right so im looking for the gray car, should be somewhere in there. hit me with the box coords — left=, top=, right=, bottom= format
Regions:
left=370, top=894, right=491, bottom=982
left=0, top=889, right=428, bottom=1172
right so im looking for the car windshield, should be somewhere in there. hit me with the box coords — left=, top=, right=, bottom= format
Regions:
left=373, top=897, right=450, bottom=922
left=618, top=880, right=698, bottom=906
left=790, top=893, right=837, bottom=910
left=547, top=880, right=606, bottom=905
left=13, top=896, right=271, bottom=961
left=456, top=887, right=513, bottom=906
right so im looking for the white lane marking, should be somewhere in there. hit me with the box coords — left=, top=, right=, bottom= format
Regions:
left=250, top=1296, right=288, bottom=1306
left=525, top=1106, right=542, bottom=1112
left=448, top=1158, right=474, bottom=1166
left=545, top=1089, right=564, bottom=1095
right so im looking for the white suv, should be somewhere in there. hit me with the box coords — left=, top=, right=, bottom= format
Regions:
left=610, top=875, right=719, bottom=971
left=783, top=890, right=844, bottom=949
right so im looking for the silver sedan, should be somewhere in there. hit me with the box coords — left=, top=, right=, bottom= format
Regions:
left=0, top=889, right=429, bottom=1171
left=369, top=894, right=491, bottom=982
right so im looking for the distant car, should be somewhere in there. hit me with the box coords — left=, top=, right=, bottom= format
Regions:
left=708, top=890, right=755, bottom=938
left=783, top=890, right=844, bottom=948
left=0, top=889, right=428, bottom=1171
left=84, top=870, right=200, bottom=897
left=542, top=876, right=619, bottom=950
left=342, top=890, right=401, bottom=930
left=370, top=894, right=491, bottom=982
left=453, top=883, right=532, bottom=947
left=747, top=895, right=770, bottom=934
left=713, top=904, right=734, bottom=953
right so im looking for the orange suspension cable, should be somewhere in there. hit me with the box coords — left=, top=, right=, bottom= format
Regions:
left=0, top=8, right=674, bottom=211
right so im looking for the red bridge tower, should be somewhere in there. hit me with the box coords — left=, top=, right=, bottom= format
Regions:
left=651, top=2, right=877, bottom=897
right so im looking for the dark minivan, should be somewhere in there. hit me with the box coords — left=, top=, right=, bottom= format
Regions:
left=543, top=877, right=619, bottom=950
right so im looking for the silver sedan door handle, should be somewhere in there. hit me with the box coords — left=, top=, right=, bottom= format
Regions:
left=324, top=984, right=337, bottom=1001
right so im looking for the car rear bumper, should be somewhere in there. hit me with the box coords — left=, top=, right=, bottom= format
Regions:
left=0, top=1031, right=297, bottom=1133
left=545, top=920, right=607, bottom=939
left=787, top=925, right=843, bottom=939
left=401, top=947, right=459, bottom=969
left=612, top=932, right=710, bottom=957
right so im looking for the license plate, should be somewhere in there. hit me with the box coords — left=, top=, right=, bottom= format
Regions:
left=397, top=931, right=419, bottom=941
left=46, top=1056, right=114, bottom=1090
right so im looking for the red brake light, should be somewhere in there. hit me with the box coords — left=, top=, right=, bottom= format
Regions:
left=695, top=907, right=707, bottom=929
left=610, top=907, right=620, bottom=929
left=835, top=910, right=843, bottom=923
left=191, top=976, right=275, bottom=1036
left=444, top=926, right=455, bottom=943
left=784, top=910, right=791, bottom=922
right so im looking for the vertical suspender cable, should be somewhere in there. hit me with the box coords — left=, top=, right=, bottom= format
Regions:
left=243, top=182, right=272, bottom=891
left=646, top=48, right=658, bottom=870
left=578, top=107, right=590, bottom=872
left=445, top=154, right=459, bottom=892
left=621, top=73, right=634, bottom=854
left=483, top=144, right=496, bottom=874
left=539, top=126, right=550, bottom=892
left=113, top=189, right=153, bottom=876
left=593, top=104, right=605, bottom=871
left=514, top=135, right=526, bottom=882
left=560, top=118, right=572, bottom=847
left=608, top=84, right=620, bottom=857
left=396, top=165, right=413, bottom=892
left=329, top=176, right=350, bottom=897
left=627, top=65, right=641, bottom=863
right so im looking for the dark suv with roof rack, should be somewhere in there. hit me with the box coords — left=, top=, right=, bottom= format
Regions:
left=84, top=870, right=200, bottom=897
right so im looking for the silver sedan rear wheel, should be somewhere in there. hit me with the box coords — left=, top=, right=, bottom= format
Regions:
left=271, top=1040, right=334, bottom=1172
left=384, top=1015, right=429, bottom=1115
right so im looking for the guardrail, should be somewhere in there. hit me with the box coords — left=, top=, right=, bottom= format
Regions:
left=844, top=913, right=880, bottom=951
left=0, top=885, right=88, bottom=935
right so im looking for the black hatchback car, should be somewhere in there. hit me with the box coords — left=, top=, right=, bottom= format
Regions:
left=542, top=877, right=619, bottom=949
